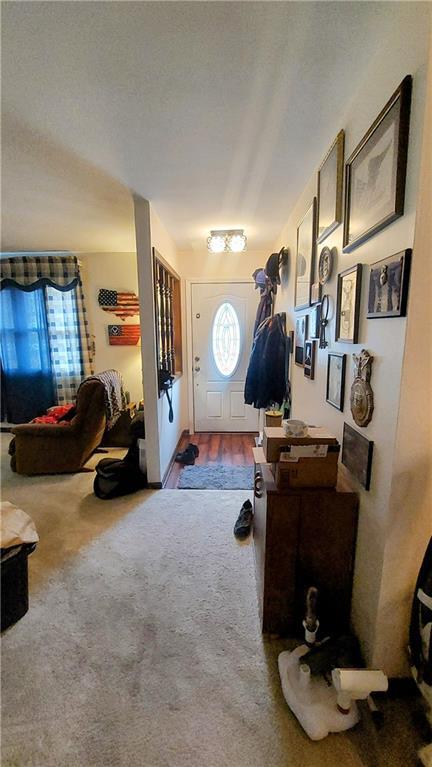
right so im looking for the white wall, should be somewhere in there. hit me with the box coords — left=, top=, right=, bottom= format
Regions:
left=134, top=197, right=188, bottom=485
left=273, top=5, right=431, bottom=674
left=150, top=206, right=188, bottom=479
left=80, top=252, right=143, bottom=403
left=373, top=31, right=432, bottom=674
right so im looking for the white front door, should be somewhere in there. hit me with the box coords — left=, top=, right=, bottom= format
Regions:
left=191, top=282, right=259, bottom=432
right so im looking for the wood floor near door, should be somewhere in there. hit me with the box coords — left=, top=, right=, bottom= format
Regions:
left=164, top=432, right=257, bottom=488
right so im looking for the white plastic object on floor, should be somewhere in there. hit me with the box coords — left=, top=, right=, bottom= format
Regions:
left=278, top=645, right=360, bottom=740
left=138, top=438, right=147, bottom=474
left=332, top=667, right=388, bottom=713
left=303, top=619, right=319, bottom=645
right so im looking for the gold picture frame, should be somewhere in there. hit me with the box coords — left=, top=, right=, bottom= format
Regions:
left=317, top=130, right=345, bottom=244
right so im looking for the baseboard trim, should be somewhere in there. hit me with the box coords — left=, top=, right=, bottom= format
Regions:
left=148, top=482, right=163, bottom=490
left=162, top=429, right=189, bottom=488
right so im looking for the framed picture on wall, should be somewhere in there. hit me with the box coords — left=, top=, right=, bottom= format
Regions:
left=304, top=340, right=316, bottom=380
left=367, top=248, right=412, bottom=318
left=317, top=130, right=345, bottom=244
left=295, top=199, right=317, bottom=311
left=342, top=422, right=374, bottom=491
left=343, top=75, right=412, bottom=253
left=295, top=314, right=308, bottom=366
left=326, top=352, right=346, bottom=411
left=310, top=282, right=322, bottom=305
left=335, top=264, right=362, bottom=344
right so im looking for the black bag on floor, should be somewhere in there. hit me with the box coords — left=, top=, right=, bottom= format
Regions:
left=94, top=413, right=147, bottom=500
left=1, top=543, right=37, bottom=632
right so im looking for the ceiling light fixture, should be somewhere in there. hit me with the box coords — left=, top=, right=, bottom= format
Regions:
left=207, top=229, right=247, bottom=254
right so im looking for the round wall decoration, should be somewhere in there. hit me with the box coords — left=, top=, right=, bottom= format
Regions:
left=318, top=246, right=333, bottom=285
left=350, top=349, right=374, bottom=427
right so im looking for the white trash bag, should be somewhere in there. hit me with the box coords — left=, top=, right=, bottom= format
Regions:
left=0, top=501, right=39, bottom=549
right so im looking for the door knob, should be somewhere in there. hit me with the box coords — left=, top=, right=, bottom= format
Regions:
left=194, top=366, right=201, bottom=372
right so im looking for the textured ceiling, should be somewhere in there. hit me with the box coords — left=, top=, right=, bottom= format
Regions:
left=1, top=2, right=415, bottom=252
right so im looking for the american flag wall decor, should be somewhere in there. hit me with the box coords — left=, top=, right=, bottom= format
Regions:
left=98, top=288, right=140, bottom=320
left=108, top=325, right=141, bottom=346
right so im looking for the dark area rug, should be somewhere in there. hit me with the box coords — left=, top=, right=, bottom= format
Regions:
left=177, top=464, right=254, bottom=490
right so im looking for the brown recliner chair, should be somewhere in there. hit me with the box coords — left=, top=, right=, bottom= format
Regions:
left=11, top=379, right=107, bottom=475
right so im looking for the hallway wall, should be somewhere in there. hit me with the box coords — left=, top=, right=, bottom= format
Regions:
left=135, top=197, right=188, bottom=485
left=150, top=206, right=188, bottom=480
left=373, top=27, right=432, bottom=673
left=273, top=4, right=431, bottom=674
left=80, top=252, right=143, bottom=403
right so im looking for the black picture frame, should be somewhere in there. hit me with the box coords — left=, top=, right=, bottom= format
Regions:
left=326, top=353, right=346, bottom=411
left=342, top=422, right=374, bottom=491
left=317, top=130, right=345, bottom=244
left=304, top=340, right=316, bottom=380
left=335, top=264, right=362, bottom=344
left=295, top=199, right=317, bottom=311
left=295, top=314, right=308, bottom=366
left=367, top=248, right=412, bottom=319
left=343, top=75, right=412, bottom=253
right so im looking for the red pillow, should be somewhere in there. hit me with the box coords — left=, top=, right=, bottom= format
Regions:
left=32, top=403, right=75, bottom=425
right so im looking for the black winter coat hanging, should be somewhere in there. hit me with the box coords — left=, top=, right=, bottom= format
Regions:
left=244, top=314, right=287, bottom=409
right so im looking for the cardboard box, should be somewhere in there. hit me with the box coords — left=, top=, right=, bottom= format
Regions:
left=263, top=426, right=338, bottom=463
left=275, top=446, right=340, bottom=489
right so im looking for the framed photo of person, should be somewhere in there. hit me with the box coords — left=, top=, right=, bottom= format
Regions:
left=304, top=340, right=316, bottom=380
left=335, top=264, right=362, bottom=344
left=343, top=75, right=412, bottom=253
left=317, top=130, right=345, bottom=244
left=295, top=314, right=308, bottom=366
left=326, top=353, right=346, bottom=411
left=295, top=199, right=317, bottom=311
left=367, top=248, right=412, bottom=318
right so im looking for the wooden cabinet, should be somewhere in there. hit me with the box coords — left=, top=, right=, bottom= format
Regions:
left=253, top=462, right=358, bottom=637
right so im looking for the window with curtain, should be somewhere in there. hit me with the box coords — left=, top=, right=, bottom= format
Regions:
left=44, top=286, right=86, bottom=403
left=0, top=254, right=93, bottom=423
left=1, top=286, right=55, bottom=423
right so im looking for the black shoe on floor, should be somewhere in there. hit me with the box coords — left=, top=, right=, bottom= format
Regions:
left=175, top=443, right=199, bottom=465
left=234, top=500, right=253, bottom=540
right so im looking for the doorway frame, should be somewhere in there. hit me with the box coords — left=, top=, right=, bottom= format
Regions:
left=185, top=278, right=255, bottom=434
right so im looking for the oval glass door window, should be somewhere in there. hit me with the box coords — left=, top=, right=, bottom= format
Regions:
left=212, top=302, right=241, bottom=377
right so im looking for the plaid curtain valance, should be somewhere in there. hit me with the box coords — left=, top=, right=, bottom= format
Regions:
left=0, top=254, right=80, bottom=291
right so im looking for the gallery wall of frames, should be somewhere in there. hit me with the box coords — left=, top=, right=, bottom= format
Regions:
left=287, top=73, right=415, bottom=493
left=272, top=14, right=430, bottom=676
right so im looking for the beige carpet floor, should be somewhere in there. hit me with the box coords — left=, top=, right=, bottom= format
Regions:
left=0, top=437, right=425, bottom=766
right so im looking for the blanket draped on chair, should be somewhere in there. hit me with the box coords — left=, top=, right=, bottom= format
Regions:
left=79, top=370, right=126, bottom=429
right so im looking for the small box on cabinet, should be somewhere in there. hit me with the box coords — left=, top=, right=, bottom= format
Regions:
left=263, top=426, right=338, bottom=463
left=275, top=444, right=340, bottom=489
